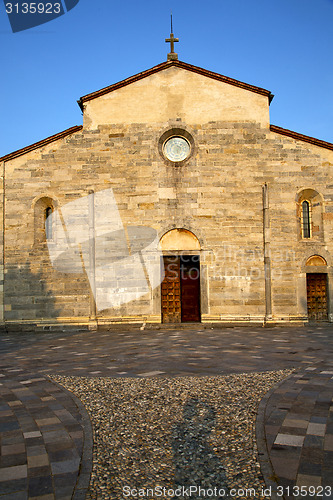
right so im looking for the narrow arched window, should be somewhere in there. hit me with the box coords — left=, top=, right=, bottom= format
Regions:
left=302, top=200, right=311, bottom=238
left=45, top=207, right=53, bottom=240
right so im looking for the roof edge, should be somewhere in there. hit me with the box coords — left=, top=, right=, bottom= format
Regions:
left=77, top=60, right=274, bottom=110
left=270, top=124, right=333, bottom=152
left=0, top=125, right=83, bottom=163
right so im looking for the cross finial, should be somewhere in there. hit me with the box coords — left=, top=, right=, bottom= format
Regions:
left=165, top=14, right=179, bottom=61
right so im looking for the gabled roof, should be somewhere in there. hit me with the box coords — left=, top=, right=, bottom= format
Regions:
left=270, top=125, right=333, bottom=151
left=77, top=59, right=274, bottom=111
left=1, top=67, right=332, bottom=164
left=0, top=125, right=83, bottom=163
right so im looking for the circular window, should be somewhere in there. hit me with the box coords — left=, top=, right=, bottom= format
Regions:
left=163, top=136, right=191, bottom=162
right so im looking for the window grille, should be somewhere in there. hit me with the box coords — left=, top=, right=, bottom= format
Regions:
left=302, top=200, right=311, bottom=238
left=45, top=207, right=53, bottom=240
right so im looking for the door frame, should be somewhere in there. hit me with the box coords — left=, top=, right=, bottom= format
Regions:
left=306, top=272, right=329, bottom=321
left=161, top=252, right=201, bottom=323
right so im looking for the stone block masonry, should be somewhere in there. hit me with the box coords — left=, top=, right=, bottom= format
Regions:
left=1, top=62, right=333, bottom=327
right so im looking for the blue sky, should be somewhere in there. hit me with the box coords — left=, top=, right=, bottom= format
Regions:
left=0, top=0, right=333, bottom=156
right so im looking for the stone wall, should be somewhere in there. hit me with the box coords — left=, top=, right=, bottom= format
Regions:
left=0, top=161, right=4, bottom=323
left=1, top=117, right=333, bottom=326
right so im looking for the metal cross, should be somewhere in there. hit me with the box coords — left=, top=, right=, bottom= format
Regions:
left=165, top=32, right=179, bottom=54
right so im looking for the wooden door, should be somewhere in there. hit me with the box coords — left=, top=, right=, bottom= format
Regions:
left=307, top=273, right=328, bottom=321
left=180, top=256, right=201, bottom=322
left=161, top=256, right=201, bottom=323
left=161, top=256, right=181, bottom=323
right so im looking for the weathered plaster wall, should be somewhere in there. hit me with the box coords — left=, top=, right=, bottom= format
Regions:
left=83, top=67, right=271, bottom=130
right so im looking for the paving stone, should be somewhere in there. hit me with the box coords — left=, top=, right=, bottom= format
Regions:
left=1, top=443, right=25, bottom=456
left=282, top=418, right=309, bottom=429
left=274, top=433, right=305, bottom=447
left=27, top=455, right=49, bottom=468
left=26, top=446, right=47, bottom=457
left=41, top=431, right=71, bottom=444
left=300, top=447, right=322, bottom=463
left=50, top=458, right=80, bottom=475
left=0, top=478, right=28, bottom=495
left=0, top=491, right=28, bottom=499
left=1, top=434, right=25, bottom=446
left=298, top=461, right=322, bottom=476
left=22, top=432, right=42, bottom=439
left=28, top=475, right=53, bottom=496
left=307, top=422, right=326, bottom=436
left=310, top=416, right=327, bottom=424
left=270, top=456, right=299, bottom=480
left=324, top=434, right=333, bottom=451
left=0, top=464, right=28, bottom=482
left=296, top=473, right=321, bottom=486
left=0, top=421, right=20, bottom=432
left=323, top=450, right=333, bottom=467
left=0, top=452, right=27, bottom=468
left=47, top=449, right=79, bottom=463
left=303, top=434, right=324, bottom=448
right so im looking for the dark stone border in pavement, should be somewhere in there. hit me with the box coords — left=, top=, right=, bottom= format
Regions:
left=46, top=376, right=93, bottom=500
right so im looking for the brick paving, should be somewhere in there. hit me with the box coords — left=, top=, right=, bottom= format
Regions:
left=0, top=324, right=333, bottom=498
left=262, top=362, right=333, bottom=499
left=0, top=374, right=91, bottom=500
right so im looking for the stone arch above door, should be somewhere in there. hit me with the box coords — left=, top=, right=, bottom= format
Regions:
left=159, top=228, right=200, bottom=251
left=306, top=255, right=327, bottom=266
left=159, top=229, right=201, bottom=323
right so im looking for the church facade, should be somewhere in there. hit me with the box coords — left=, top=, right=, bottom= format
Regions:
left=1, top=53, right=333, bottom=330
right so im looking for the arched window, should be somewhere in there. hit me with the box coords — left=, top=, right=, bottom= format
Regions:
left=33, top=196, right=56, bottom=245
left=45, top=207, right=53, bottom=240
left=296, top=189, right=323, bottom=241
left=301, top=200, right=311, bottom=239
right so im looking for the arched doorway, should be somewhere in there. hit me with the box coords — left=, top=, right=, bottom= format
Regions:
left=159, top=229, right=201, bottom=323
left=306, top=255, right=328, bottom=321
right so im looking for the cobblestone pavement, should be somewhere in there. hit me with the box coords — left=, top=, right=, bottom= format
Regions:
left=0, top=324, right=333, bottom=499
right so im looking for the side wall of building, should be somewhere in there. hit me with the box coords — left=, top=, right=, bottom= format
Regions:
left=0, top=161, right=4, bottom=325
left=267, top=134, right=333, bottom=321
